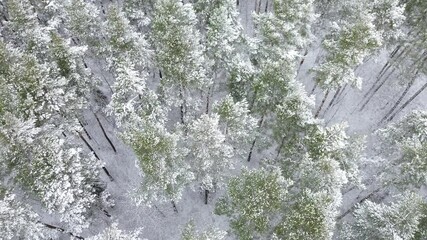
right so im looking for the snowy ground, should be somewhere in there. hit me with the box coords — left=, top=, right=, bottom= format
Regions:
left=47, top=0, right=427, bottom=238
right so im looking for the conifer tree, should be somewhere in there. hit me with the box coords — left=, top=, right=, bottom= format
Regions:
left=152, top=0, right=209, bottom=124
left=88, top=222, right=143, bottom=240
left=186, top=114, right=233, bottom=203
left=215, top=168, right=289, bottom=239
left=0, top=193, right=56, bottom=240
left=213, top=95, right=257, bottom=156
left=0, top=32, right=102, bottom=233
left=129, top=122, right=192, bottom=207
left=181, top=220, right=226, bottom=240
left=341, top=192, right=426, bottom=240
left=314, top=0, right=405, bottom=90
left=377, top=110, right=427, bottom=188
left=314, top=16, right=382, bottom=89
left=64, top=0, right=102, bottom=48
left=194, top=0, right=253, bottom=103
left=273, top=190, right=331, bottom=240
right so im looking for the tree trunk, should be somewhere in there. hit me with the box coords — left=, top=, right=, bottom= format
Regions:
left=387, top=82, right=427, bottom=121
left=171, top=200, right=178, bottom=213
left=103, top=209, right=111, bottom=217
left=275, top=135, right=287, bottom=160
left=179, top=86, right=185, bottom=125
left=323, top=86, right=342, bottom=115
left=102, top=167, right=114, bottom=182
left=79, top=132, right=114, bottom=181
left=40, top=222, right=84, bottom=239
left=79, top=120, right=92, bottom=139
left=359, top=46, right=406, bottom=106
left=297, top=49, right=309, bottom=74
left=379, top=78, right=415, bottom=124
left=79, top=132, right=100, bottom=160
left=247, top=114, right=265, bottom=162
left=94, top=113, right=117, bottom=153
left=359, top=69, right=396, bottom=111
left=206, top=86, right=211, bottom=114
left=154, top=205, right=166, bottom=217
left=204, top=190, right=209, bottom=205
left=310, top=82, right=318, bottom=95
left=314, top=89, right=330, bottom=118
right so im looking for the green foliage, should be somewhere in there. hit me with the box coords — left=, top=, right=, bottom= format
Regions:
left=315, top=17, right=382, bottom=89
left=214, top=96, right=257, bottom=156
left=186, top=114, right=233, bottom=192
left=65, top=0, right=102, bottom=48
left=181, top=220, right=226, bottom=240
left=152, top=0, right=207, bottom=88
left=129, top=123, right=191, bottom=205
left=274, top=190, right=331, bottom=240
left=377, top=110, right=427, bottom=188
left=342, top=192, right=425, bottom=240
left=215, top=168, right=289, bottom=240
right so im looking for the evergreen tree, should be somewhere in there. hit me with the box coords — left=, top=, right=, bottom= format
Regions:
left=194, top=0, right=253, bottom=103
left=181, top=220, right=226, bottom=240
left=88, top=222, right=143, bottom=240
left=213, top=95, right=257, bottom=156
left=152, top=0, right=209, bottom=124
left=215, top=168, right=289, bottom=239
left=129, top=122, right=192, bottom=207
left=0, top=28, right=102, bottom=233
left=186, top=114, right=233, bottom=202
left=314, top=0, right=405, bottom=90
left=64, top=0, right=102, bottom=48
left=250, top=0, right=316, bottom=113
left=273, top=190, right=331, bottom=240
left=341, top=192, right=426, bottom=240
left=0, top=193, right=56, bottom=240
left=314, top=16, right=382, bottom=89
left=377, top=110, right=427, bottom=188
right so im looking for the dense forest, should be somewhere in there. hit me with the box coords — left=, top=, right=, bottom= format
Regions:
left=0, top=0, right=427, bottom=239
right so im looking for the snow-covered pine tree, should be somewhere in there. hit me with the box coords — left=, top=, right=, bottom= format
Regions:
left=341, top=192, right=426, bottom=240
left=103, top=6, right=150, bottom=68
left=130, top=121, right=192, bottom=207
left=194, top=0, right=253, bottom=105
left=103, top=5, right=159, bottom=128
left=101, top=5, right=191, bottom=209
left=123, top=0, right=152, bottom=28
left=151, top=0, right=209, bottom=124
left=314, top=15, right=382, bottom=90
left=0, top=30, right=100, bottom=232
left=273, top=190, right=331, bottom=240
left=181, top=220, right=226, bottom=240
left=273, top=122, right=364, bottom=239
left=213, top=95, right=257, bottom=157
left=64, top=0, right=102, bottom=49
left=241, top=0, right=317, bottom=162
left=17, top=132, right=101, bottom=233
left=186, top=114, right=233, bottom=204
left=250, top=0, right=316, bottom=114
left=377, top=110, right=427, bottom=188
left=215, top=167, right=290, bottom=240
left=0, top=192, right=56, bottom=240
left=314, top=0, right=405, bottom=90
left=2, top=0, right=49, bottom=56
left=87, top=222, right=144, bottom=240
